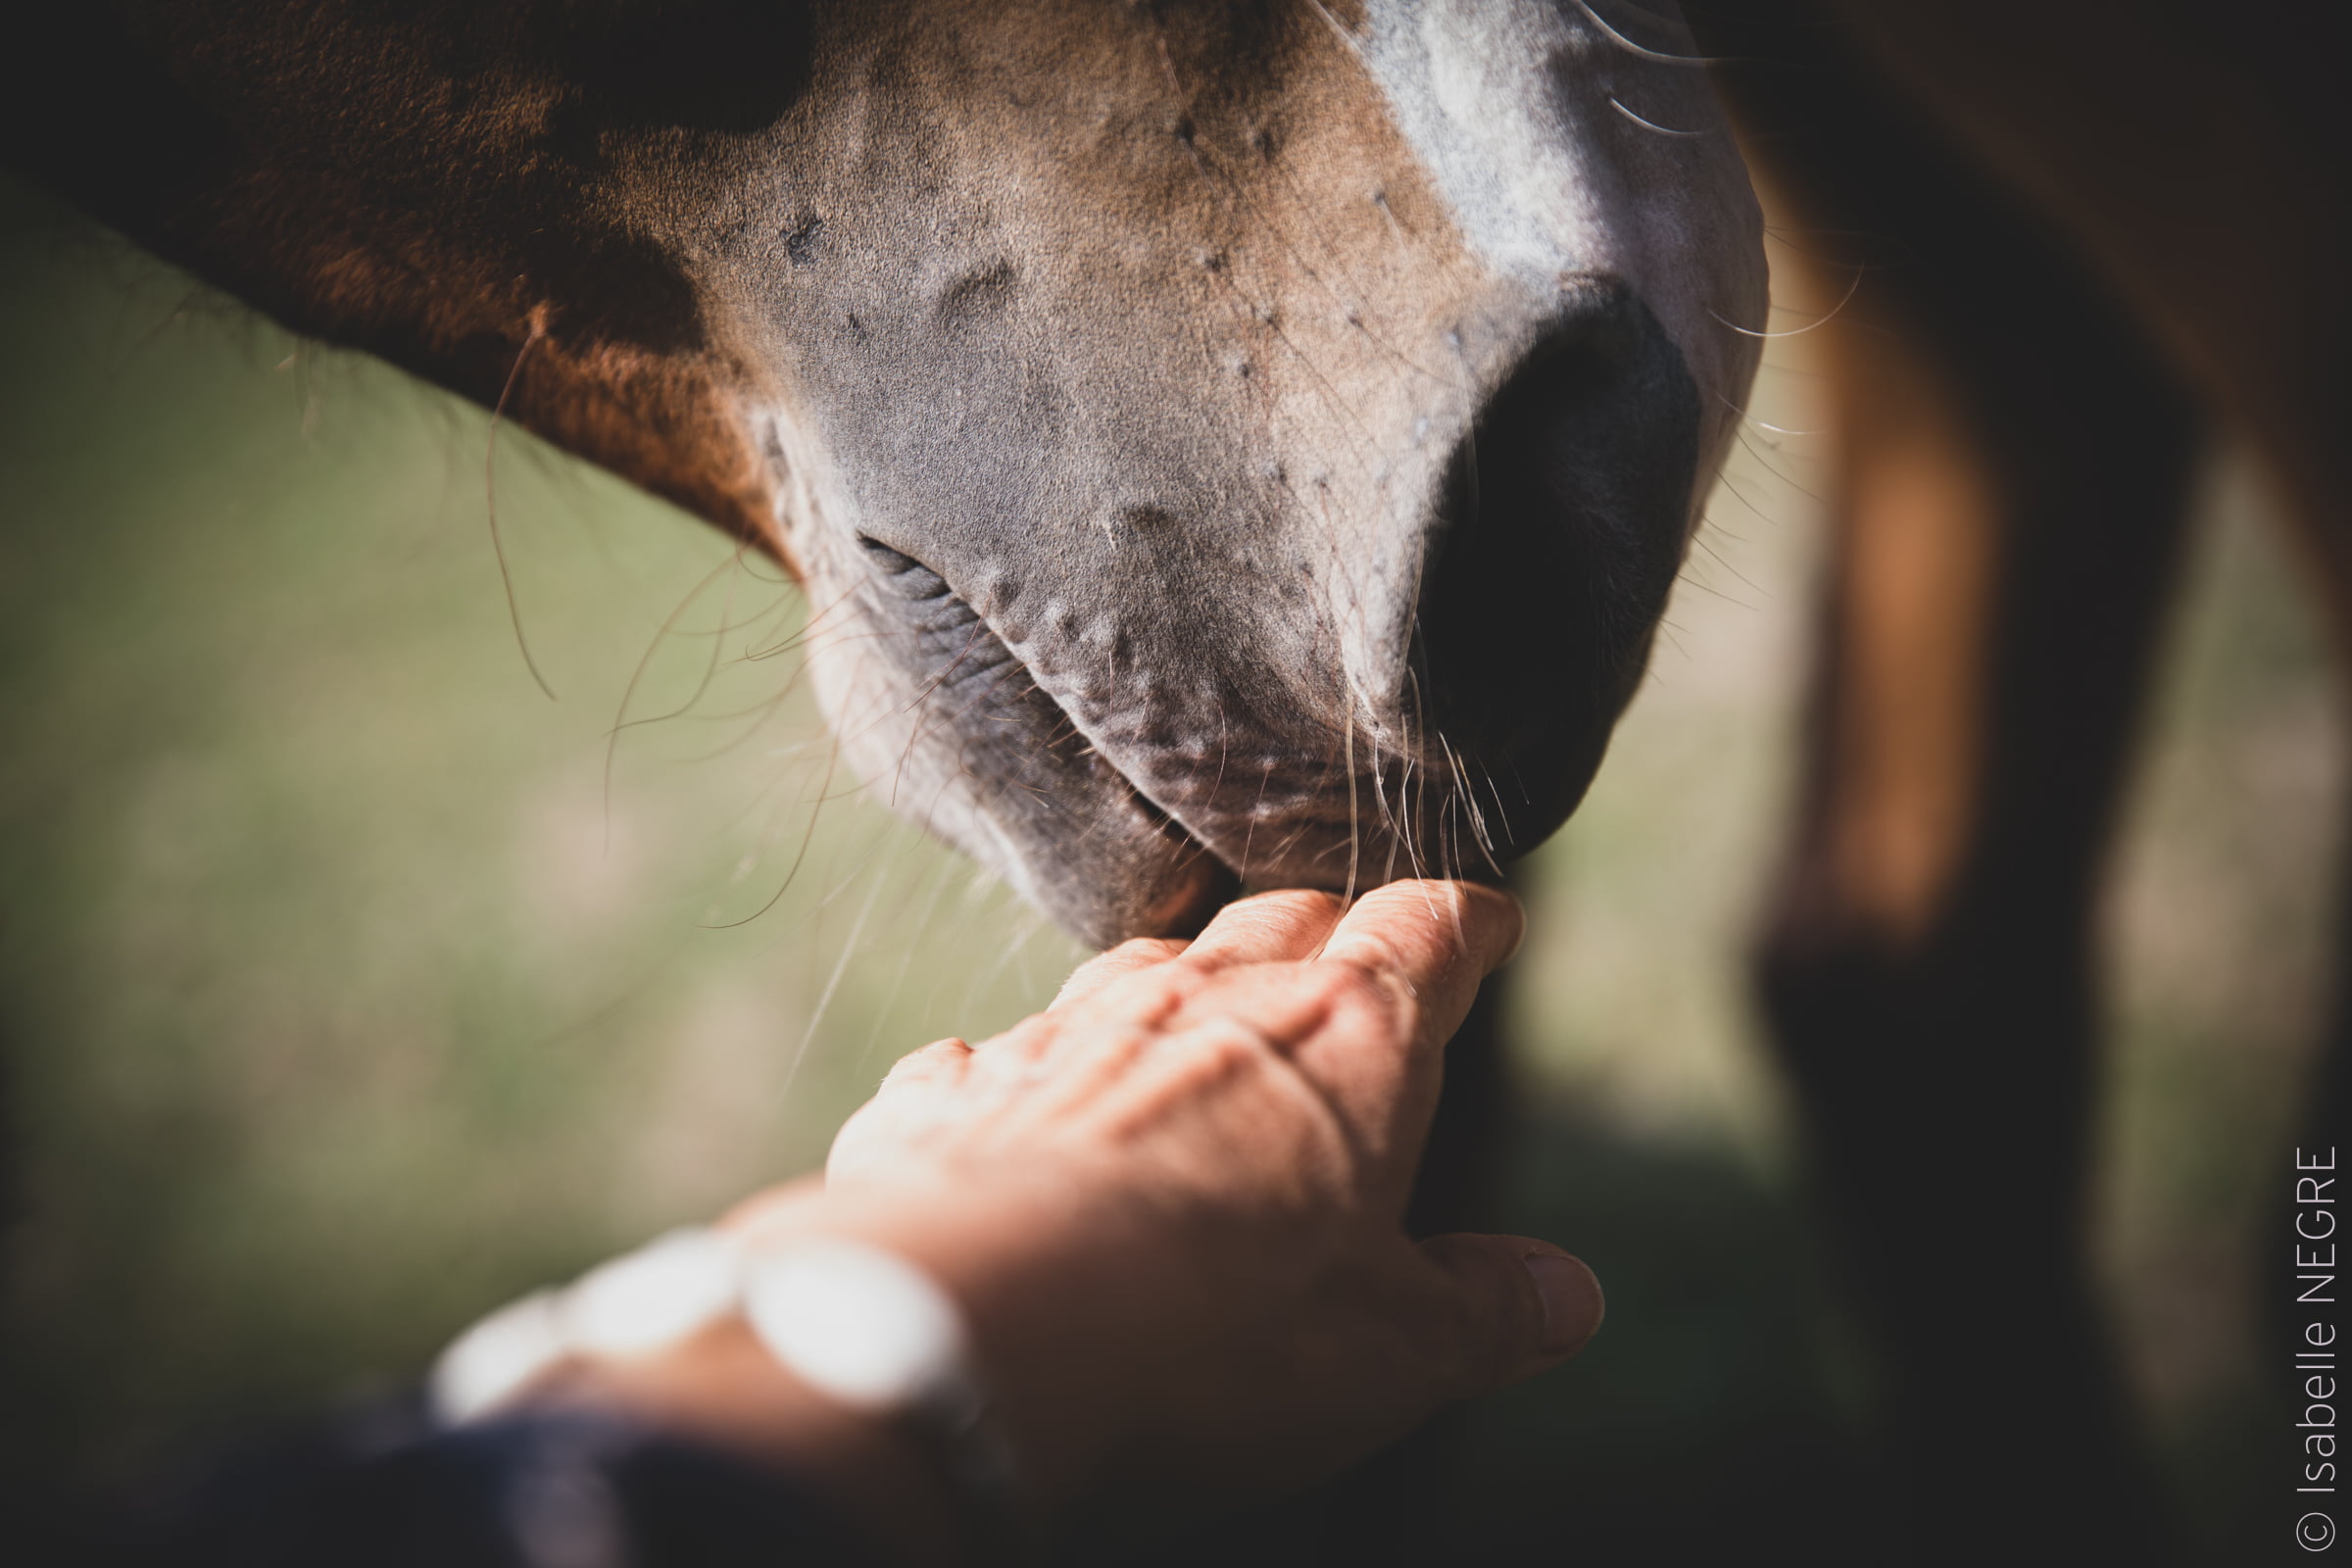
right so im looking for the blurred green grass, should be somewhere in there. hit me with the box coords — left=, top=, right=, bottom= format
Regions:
left=0, top=182, right=1095, bottom=1487
left=0, top=177, right=2334, bottom=1559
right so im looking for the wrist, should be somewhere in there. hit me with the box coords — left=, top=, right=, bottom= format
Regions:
left=726, top=1175, right=1157, bottom=1517
left=432, top=1215, right=1036, bottom=1565
left=533, top=1319, right=980, bottom=1567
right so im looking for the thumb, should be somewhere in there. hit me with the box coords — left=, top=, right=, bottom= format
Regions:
left=1416, top=1234, right=1605, bottom=1396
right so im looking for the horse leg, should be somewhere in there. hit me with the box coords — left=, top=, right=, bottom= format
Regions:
left=1788, top=8, right=2352, bottom=1517
left=1756, top=215, right=2196, bottom=1558
left=1688, top=10, right=2202, bottom=1557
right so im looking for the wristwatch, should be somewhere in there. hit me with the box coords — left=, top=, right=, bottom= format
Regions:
left=431, top=1225, right=1020, bottom=1563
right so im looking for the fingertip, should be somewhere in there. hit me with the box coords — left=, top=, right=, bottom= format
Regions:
left=1436, top=879, right=1526, bottom=970
left=1420, top=1232, right=1602, bottom=1397
left=1323, top=879, right=1526, bottom=995
left=1521, top=1249, right=1604, bottom=1359
left=1481, top=883, right=1528, bottom=967
left=1182, top=887, right=1348, bottom=966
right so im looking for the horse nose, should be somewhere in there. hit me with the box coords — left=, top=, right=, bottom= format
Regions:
left=1399, top=278, right=1703, bottom=855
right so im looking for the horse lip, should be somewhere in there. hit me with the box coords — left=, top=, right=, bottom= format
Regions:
left=859, top=543, right=1242, bottom=940
left=1131, top=844, right=1240, bottom=938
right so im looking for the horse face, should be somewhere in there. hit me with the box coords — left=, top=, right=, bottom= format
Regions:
left=693, top=0, right=1761, bottom=944
left=46, top=0, right=1763, bottom=947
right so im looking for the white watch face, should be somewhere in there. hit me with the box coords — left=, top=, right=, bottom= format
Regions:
left=432, top=1226, right=978, bottom=1429
left=430, top=1288, right=569, bottom=1425
left=741, top=1237, right=971, bottom=1413
left=564, top=1227, right=744, bottom=1357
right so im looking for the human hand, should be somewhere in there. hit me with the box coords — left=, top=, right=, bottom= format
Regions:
left=537, top=881, right=1602, bottom=1553
left=733, top=879, right=1602, bottom=1513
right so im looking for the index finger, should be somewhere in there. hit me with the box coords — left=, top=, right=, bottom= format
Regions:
left=1318, top=880, right=1524, bottom=1047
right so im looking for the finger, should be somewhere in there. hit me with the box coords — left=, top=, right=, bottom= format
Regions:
left=876, top=1036, right=975, bottom=1089
left=1416, top=1235, right=1604, bottom=1398
left=1317, top=880, right=1523, bottom=1047
left=1039, top=893, right=1346, bottom=1051
left=1052, top=937, right=1190, bottom=1010
left=1176, top=887, right=1348, bottom=969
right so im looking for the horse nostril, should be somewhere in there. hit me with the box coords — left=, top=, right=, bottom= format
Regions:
left=1408, top=283, right=1702, bottom=849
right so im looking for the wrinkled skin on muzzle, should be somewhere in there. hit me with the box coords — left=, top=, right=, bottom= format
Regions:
left=752, top=1, right=1764, bottom=943
left=24, top=0, right=1765, bottom=948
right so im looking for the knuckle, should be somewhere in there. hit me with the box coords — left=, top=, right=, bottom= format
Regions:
left=1169, top=1017, right=1272, bottom=1080
left=1116, top=966, right=1198, bottom=1019
left=1286, top=958, right=1363, bottom=1006
left=972, top=1016, right=1056, bottom=1068
left=1068, top=964, right=1195, bottom=1027
left=1315, top=957, right=1412, bottom=1029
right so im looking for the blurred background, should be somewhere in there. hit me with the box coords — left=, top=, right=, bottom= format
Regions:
left=0, top=172, right=2331, bottom=1559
